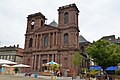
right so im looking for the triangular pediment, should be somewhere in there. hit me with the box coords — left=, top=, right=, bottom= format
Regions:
left=35, top=24, right=58, bottom=33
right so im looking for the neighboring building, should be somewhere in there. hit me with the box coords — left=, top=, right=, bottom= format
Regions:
left=0, top=45, right=23, bottom=63
left=23, top=3, right=88, bottom=74
left=101, top=35, right=120, bottom=45
left=79, top=35, right=90, bottom=68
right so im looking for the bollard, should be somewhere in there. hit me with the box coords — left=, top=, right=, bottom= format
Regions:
left=34, top=73, right=38, bottom=78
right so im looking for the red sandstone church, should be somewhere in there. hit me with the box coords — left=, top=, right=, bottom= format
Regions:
left=23, top=4, right=89, bottom=74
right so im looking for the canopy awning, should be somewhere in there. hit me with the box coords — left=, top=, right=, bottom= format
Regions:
left=106, top=66, right=118, bottom=71
left=12, top=64, right=31, bottom=68
left=89, top=65, right=102, bottom=71
left=1, top=64, right=10, bottom=67
left=46, top=61, right=58, bottom=65
left=0, top=59, right=17, bottom=65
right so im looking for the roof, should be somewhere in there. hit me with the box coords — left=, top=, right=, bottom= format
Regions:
left=35, top=24, right=58, bottom=33
left=0, top=45, right=23, bottom=55
left=27, top=12, right=46, bottom=20
left=0, top=46, right=18, bottom=51
left=101, top=35, right=120, bottom=45
left=49, top=20, right=58, bottom=27
left=101, top=35, right=115, bottom=42
left=58, top=3, right=79, bottom=12
left=78, top=35, right=89, bottom=43
left=101, top=35, right=115, bottom=39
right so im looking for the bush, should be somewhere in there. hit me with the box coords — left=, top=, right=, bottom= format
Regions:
left=89, top=69, right=100, bottom=78
left=80, top=68, right=88, bottom=74
left=14, top=67, right=19, bottom=73
left=115, top=69, right=120, bottom=75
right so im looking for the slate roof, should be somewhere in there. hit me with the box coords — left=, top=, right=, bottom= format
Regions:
left=78, top=35, right=89, bottom=43
left=49, top=21, right=58, bottom=27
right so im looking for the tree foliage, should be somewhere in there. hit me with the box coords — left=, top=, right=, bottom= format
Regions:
left=86, top=40, right=120, bottom=69
left=72, top=51, right=82, bottom=67
left=52, top=64, right=59, bottom=72
left=115, top=69, right=120, bottom=75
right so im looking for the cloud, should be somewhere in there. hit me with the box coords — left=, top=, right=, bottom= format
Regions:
left=0, top=0, right=120, bottom=47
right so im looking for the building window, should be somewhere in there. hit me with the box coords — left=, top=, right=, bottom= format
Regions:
left=64, top=12, right=69, bottom=24
left=41, top=20, right=44, bottom=26
left=31, top=20, right=35, bottom=29
left=44, top=35, right=48, bottom=47
left=29, top=38, right=33, bottom=48
left=64, top=33, right=68, bottom=44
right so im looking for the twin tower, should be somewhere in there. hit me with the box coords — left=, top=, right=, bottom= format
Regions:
left=24, top=4, right=80, bottom=73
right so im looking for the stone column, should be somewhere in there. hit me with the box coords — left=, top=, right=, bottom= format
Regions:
left=33, top=35, right=37, bottom=48
left=54, top=32, right=56, bottom=45
left=47, top=54, right=49, bottom=62
left=48, top=33, right=51, bottom=48
left=39, top=35, right=41, bottom=49
left=36, top=35, right=39, bottom=49
left=39, top=55, right=41, bottom=71
left=37, top=35, right=40, bottom=49
left=31, top=55, right=34, bottom=69
left=56, top=32, right=58, bottom=45
left=34, top=55, right=37, bottom=71
left=38, top=55, right=41, bottom=71
left=40, top=34, right=43, bottom=48
left=53, top=32, right=55, bottom=46
left=55, top=54, right=57, bottom=62
left=52, top=54, right=54, bottom=61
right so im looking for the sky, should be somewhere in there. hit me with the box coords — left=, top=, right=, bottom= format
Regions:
left=0, top=0, right=120, bottom=48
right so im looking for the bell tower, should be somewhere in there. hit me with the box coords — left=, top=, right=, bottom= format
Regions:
left=24, top=12, right=46, bottom=50
left=26, top=12, right=46, bottom=33
left=58, top=3, right=79, bottom=28
left=58, top=4, right=80, bottom=49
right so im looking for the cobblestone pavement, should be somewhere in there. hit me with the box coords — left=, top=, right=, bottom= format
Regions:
left=0, top=74, right=85, bottom=80
left=0, top=75, right=48, bottom=80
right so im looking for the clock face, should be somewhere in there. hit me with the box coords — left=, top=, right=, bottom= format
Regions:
left=31, top=20, right=35, bottom=25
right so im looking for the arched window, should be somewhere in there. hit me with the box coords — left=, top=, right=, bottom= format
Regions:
left=44, top=35, right=48, bottom=47
left=64, top=12, right=69, bottom=24
left=64, top=33, right=68, bottom=44
left=31, top=20, right=35, bottom=29
left=29, top=38, right=33, bottom=48
left=41, top=20, right=44, bottom=26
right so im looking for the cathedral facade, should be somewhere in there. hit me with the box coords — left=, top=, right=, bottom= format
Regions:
left=23, top=4, right=80, bottom=73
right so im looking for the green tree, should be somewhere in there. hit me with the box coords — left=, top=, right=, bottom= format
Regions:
left=86, top=40, right=120, bottom=69
left=72, top=51, right=82, bottom=67
left=52, top=64, right=59, bottom=72
left=115, top=69, right=120, bottom=75
left=72, top=51, right=83, bottom=76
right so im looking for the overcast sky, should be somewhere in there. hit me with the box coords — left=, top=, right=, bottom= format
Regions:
left=0, top=0, right=120, bottom=48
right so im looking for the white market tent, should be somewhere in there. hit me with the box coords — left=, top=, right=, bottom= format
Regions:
left=0, top=59, right=17, bottom=65
left=46, top=61, right=58, bottom=65
left=12, top=64, right=31, bottom=68
left=1, top=64, right=10, bottom=67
